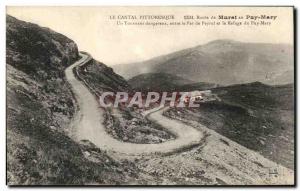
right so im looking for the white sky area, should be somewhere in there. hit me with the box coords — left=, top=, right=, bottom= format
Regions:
left=7, top=6, right=293, bottom=66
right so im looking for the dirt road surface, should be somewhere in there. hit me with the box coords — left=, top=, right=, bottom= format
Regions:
left=65, top=53, right=203, bottom=155
left=65, top=53, right=294, bottom=185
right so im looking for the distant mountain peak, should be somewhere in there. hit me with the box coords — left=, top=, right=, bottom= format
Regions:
left=113, top=39, right=293, bottom=85
left=205, top=39, right=239, bottom=45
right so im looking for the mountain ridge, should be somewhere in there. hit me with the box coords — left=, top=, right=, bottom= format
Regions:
left=6, top=15, right=139, bottom=185
left=112, top=39, right=293, bottom=85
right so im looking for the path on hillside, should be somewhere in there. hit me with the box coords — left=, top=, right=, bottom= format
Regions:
left=65, top=53, right=203, bottom=155
left=65, top=53, right=294, bottom=185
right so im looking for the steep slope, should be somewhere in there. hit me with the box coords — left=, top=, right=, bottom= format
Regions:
left=7, top=15, right=294, bottom=185
left=6, top=15, right=79, bottom=80
left=69, top=57, right=294, bottom=185
left=6, top=15, right=139, bottom=185
left=76, top=60, right=175, bottom=144
left=113, top=40, right=293, bottom=85
left=165, top=82, right=294, bottom=169
left=128, top=72, right=195, bottom=92
left=113, top=47, right=194, bottom=80
left=76, top=57, right=131, bottom=93
left=128, top=72, right=217, bottom=92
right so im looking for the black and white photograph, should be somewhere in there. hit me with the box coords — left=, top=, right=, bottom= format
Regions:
left=5, top=6, right=295, bottom=186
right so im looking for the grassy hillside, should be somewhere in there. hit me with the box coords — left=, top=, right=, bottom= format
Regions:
left=76, top=58, right=131, bottom=93
left=165, top=82, right=294, bottom=169
left=128, top=72, right=217, bottom=92
left=76, top=61, right=175, bottom=144
left=6, top=15, right=139, bottom=185
left=6, top=16, right=79, bottom=80
left=113, top=40, right=293, bottom=85
left=128, top=72, right=194, bottom=92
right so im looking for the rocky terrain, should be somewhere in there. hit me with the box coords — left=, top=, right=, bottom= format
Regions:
left=69, top=54, right=294, bottom=185
left=6, top=15, right=294, bottom=186
left=6, top=15, right=140, bottom=185
left=134, top=115, right=293, bottom=185
left=103, top=107, right=175, bottom=144
left=76, top=58, right=131, bottom=93
left=113, top=40, right=293, bottom=85
left=115, top=39, right=294, bottom=171
left=164, top=82, right=294, bottom=169
left=76, top=59, right=175, bottom=144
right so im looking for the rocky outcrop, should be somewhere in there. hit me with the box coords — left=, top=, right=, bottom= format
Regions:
left=6, top=15, right=138, bottom=185
left=6, top=15, right=78, bottom=80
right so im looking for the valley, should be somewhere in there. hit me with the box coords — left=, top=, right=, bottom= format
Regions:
left=6, top=14, right=295, bottom=186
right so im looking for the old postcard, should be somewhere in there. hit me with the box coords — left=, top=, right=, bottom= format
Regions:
left=6, top=6, right=294, bottom=186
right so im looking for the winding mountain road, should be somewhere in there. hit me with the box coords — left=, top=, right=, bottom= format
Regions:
left=65, top=53, right=294, bottom=185
left=65, top=53, right=203, bottom=155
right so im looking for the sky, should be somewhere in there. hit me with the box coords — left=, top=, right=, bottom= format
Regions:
left=7, top=6, right=293, bottom=66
